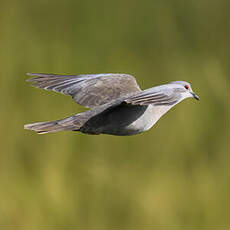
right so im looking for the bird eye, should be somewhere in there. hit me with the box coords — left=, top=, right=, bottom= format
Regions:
left=184, top=85, right=189, bottom=90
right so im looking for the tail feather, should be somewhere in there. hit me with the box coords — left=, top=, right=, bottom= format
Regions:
left=24, top=116, right=81, bottom=134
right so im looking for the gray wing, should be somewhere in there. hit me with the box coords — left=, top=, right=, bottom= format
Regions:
left=26, top=73, right=141, bottom=108
left=124, top=89, right=180, bottom=106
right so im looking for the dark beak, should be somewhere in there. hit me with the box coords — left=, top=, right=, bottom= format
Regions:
left=191, top=92, right=199, bottom=100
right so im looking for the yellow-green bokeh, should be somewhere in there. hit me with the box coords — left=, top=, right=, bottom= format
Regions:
left=1, top=0, right=230, bottom=229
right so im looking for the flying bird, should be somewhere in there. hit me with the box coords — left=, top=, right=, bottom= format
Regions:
left=24, top=73, right=199, bottom=136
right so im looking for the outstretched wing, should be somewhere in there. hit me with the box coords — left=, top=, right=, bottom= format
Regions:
left=26, top=73, right=141, bottom=108
left=125, top=89, right=181, bottom=106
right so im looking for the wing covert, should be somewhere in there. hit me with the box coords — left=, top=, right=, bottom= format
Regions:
left=125, top=90, right=180, bottom=106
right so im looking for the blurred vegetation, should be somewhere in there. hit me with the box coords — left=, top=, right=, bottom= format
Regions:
left=1, top=0, right=230, bottom=229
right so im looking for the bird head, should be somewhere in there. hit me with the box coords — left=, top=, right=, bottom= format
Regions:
left=169, top=81, right=199, bottom=101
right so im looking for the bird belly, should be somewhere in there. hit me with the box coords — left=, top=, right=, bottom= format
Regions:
left=125, top=105, right=171, bottom=134
left=80, top=104, right=172, bottom=136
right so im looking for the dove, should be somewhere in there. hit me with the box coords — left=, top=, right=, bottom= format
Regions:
left=24, top=73, right=199, bottom=136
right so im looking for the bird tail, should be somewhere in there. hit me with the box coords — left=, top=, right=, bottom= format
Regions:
left=24, top=115, right=82, bottom=134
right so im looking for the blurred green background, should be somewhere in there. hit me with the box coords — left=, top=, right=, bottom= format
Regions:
left=1, top=0, right=230, bottom=229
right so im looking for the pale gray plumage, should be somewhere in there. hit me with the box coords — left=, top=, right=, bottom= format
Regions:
left=24, top=73, right=199, bottom=136
left=27, top=73, right=141, bottom=108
